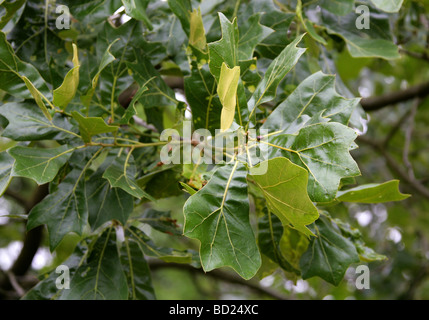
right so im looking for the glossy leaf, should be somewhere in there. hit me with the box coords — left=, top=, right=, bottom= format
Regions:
left=258, top=209, right=300, bottom=274
left=238, top=13, right=272, bottom=60
left=60, top=228, right=128, bottom=300
left=21, top=76, right=52, bottom=121
left=337, top=180, right=410, bottom=203
left=22, top=245, right=86, bottom=300
left=168, top=0, right=192, bottom=36
left=300, top=216, right=360, bottom=286
left=126, top=55, right=176, bottom=109
left=122, top=0, right=152, bottom=30
left=320, top=0, right=354, bottom=16
left=250, top=157, right=319, bottom=237
left=127, top=226, right=195, bottom=264
left=208, top=13, right=239, bottom=80
left=53, top=44, right=80, bottom=110
left=370, top=0, right=404, bottom=13
left=27, top=169, right=88, bottom=251
left=183, top=161, right=261, bottom=279
left=247, top=35, right=306, bottom=119
left=268, top=123, right=361, bottom=202
left=184, top=66, right=222, bottom=133
left=121, top=237, right=156, bottom=300
left=262, top=72, right=360, bottom=134
left=0, top=102, right=77, bottom=141
left=0, top=151, right=14, bottom=197
left=103, top=151, right=152, bottom=200
left=0, top=0, right=26, bottom=30
left=8, top=145, right=74, bottom=185
left=0, top=31, right=51, bottom=99
left=335, top=218, right=387, bottom=262
left=71, top=111, right=118, bottom=143
left=86, top=157, right=134, bottom=230
left=322, top=10, right=400, bottom=60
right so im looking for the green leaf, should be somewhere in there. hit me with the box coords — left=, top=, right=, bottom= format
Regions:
left=126, top=55, right=177, bottom=108
left=122, top=0, right=153, bottom=30
left=127, top=226, right=195, bottom=264
left=253, top=3, right=295, bottom=59
left=208, top=13, right=239, bottom=80
left=0, top=151, right=14, bottom=197
left=60, top=228, right=128, bottom=300
left=337, top=180, right=410, bottom=203
left=238, top=13, right=273, bottom=60
left=103, top=151, right=153, bottom=200
left=71, top=111, right=118, bottom=143
left=279, top=225, right=310, bottom=278
left=334, top=218, right=387, bottom=262
left=218, top=63, right=240, bottom=131
left=370, top=0, right=404, bottom=13
left=167, top=0, right=192, bottom=36
left=300, top=216, right=360, bottom=286
left=247, top=35, right=306, bottom=120
left=121, top=237, right=156, bottom=300
left=8, top=145, right=74, bottom=185
left=0, top=102, right=77, bottom=141
left=27, top=169, right=88, bottom=251
left=119, top=82, right=149, bottom=125
left=262, top=72, right=360, bottom=134
left=86, top=158, right=134, bottom=230
left=268, top=123, right=361, bottom=202
left=322, top=10, right=400, bottom=60
left=21, top=76, right=52, bottom=121
left=184, top=66, right=222, bottom=133
left=183, top=161, right=261, bottom=280
left=81, top=39, right=118, bottom=108
left=0, top=0, right=26, bottom=30
left=250, top=157, right=319, bottom=237
left=0, top=31, right=51, bottom=99
left=139, top=208, right=181, bottom=235
left=320, top=0, right=354, bottom=16
left=189, top=7, right=207, bottom=51
left=22, top=244, right=86, bottom=300
left=258, top=209, right=301, bottom=274
left=297, top=0, right=327, bottom=45
left=53, top=44, right=80, bottom=110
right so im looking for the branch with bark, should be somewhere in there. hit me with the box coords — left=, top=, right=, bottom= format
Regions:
left=0, top=184, right=49, bottom=299
left=361, top=81, right=429, bottom=111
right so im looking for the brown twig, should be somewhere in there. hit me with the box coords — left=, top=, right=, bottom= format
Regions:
left=358, top=135, right=429, bottom=199
left=361, top=81, right=429, bottom=111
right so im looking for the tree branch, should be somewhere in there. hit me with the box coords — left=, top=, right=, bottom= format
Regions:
left=360, top=81, right=429, bottom=111
left=357, top=135, right=429, bottom=199
left=148, top=261, right=289, bottom=300
left=0, top=184, right=49, bottom=299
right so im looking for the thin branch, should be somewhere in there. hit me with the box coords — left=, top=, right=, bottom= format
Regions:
left=402, top=100, right=419, bottom=179
left=148, top=261, right=289, bottom=300
left=400, top=48, right=429, bottom=63
left=361, top=81, right=429, bottom=111
left=358, top=135, right=429, bottom=199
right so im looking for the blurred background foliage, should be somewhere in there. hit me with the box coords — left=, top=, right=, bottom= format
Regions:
left=0, top=0, right=429, bottom=300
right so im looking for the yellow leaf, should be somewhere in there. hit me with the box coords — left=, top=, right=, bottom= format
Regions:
left=218, top=63, right=240, bottom=131
left=22, top=76, right=52, bottom=121
left=189, top=8, right=206, bottom=51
